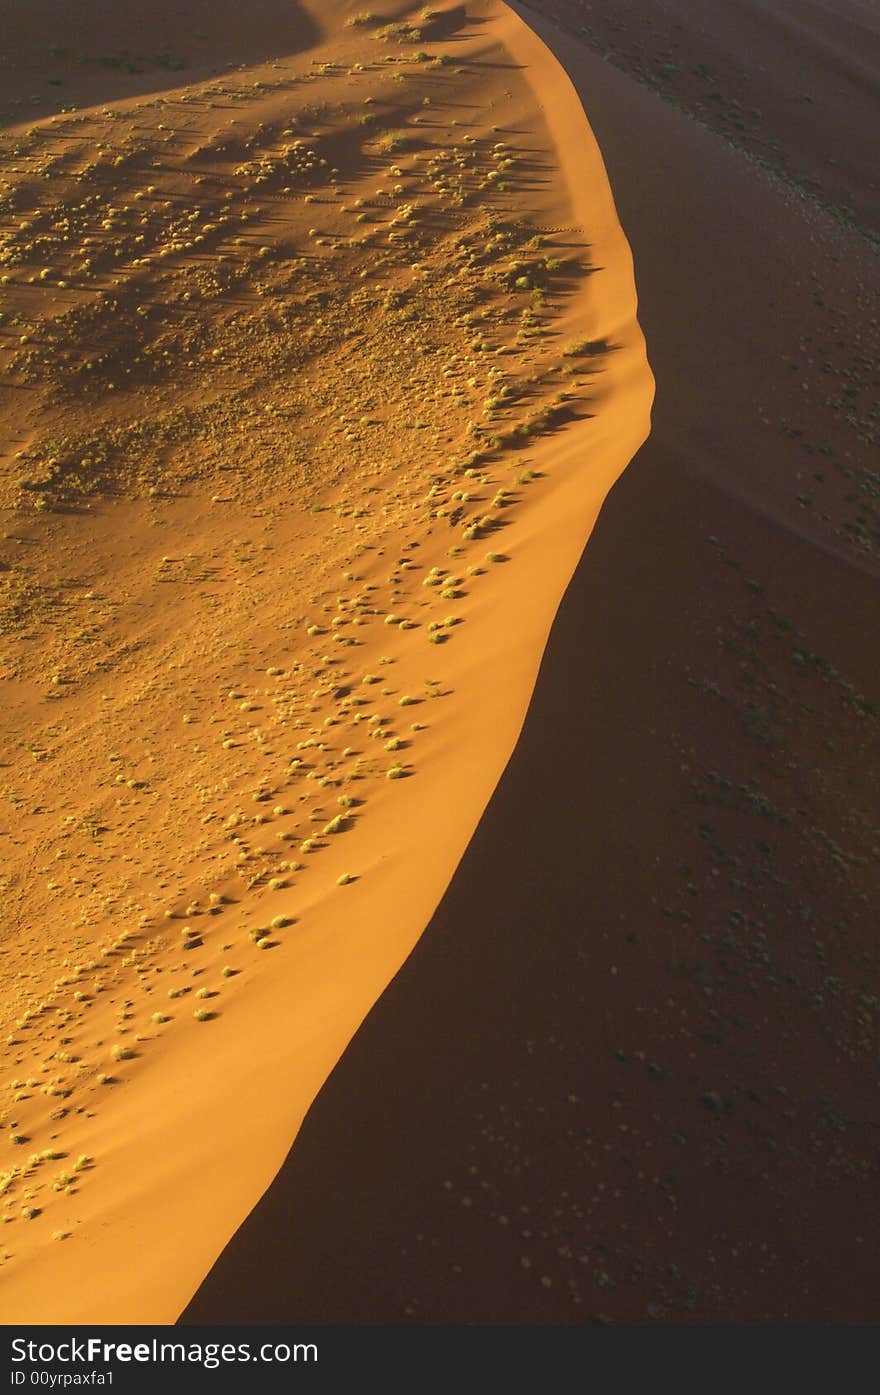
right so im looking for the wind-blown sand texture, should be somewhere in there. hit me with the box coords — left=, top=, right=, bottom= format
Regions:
left=184, top=0, right=880, bottom=1325
left=0, top=2, right=650, bottom=1320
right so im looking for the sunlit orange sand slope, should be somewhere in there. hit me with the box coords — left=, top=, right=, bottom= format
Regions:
left=0, top=0, right=651, bottom=1321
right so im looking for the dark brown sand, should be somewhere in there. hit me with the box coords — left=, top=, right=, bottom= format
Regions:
left=1, top=0, right=322, bottom=117
left=521, top=0, right=880, bottom=241
left=183, top=0, right=880, bottom=1323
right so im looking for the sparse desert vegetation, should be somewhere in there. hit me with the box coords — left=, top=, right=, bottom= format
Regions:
left=0, top=0, right=651, bottom=1326
left=166, top=0, right=880, bottom=1336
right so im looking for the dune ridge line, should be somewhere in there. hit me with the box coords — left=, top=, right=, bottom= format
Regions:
left=0, top=0, right=650, bottom=1322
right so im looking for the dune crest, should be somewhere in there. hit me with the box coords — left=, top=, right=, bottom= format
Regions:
left=0, top=0, right=650, bottom=1321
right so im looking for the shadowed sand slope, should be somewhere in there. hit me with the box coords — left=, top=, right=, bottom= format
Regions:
left=184, top=2, right=880, bottom=1324
left=0, top=1, right=649, bottom=1321
left=0, top=0, right=323, bottom=122
left=522, top=0, right=880, bottom=241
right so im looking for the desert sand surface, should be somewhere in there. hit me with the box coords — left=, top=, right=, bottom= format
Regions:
left=0, top=2, right=651, bottom=1321
left=184, top=0, right=880, bottom=1325
left=529, top=0, right=880, bottom=241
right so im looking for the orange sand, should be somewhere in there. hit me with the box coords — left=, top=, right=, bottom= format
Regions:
left=183, top=0, right=880, bottom=1325
left=0, top=0, right=650, bottom=1321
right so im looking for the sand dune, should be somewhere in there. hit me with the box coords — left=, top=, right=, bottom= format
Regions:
left=184, top=0, right=880, bottom=1324
left=0, top=1, right=650, bottom=1321
left=524, top=0, right=880, bottom=240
